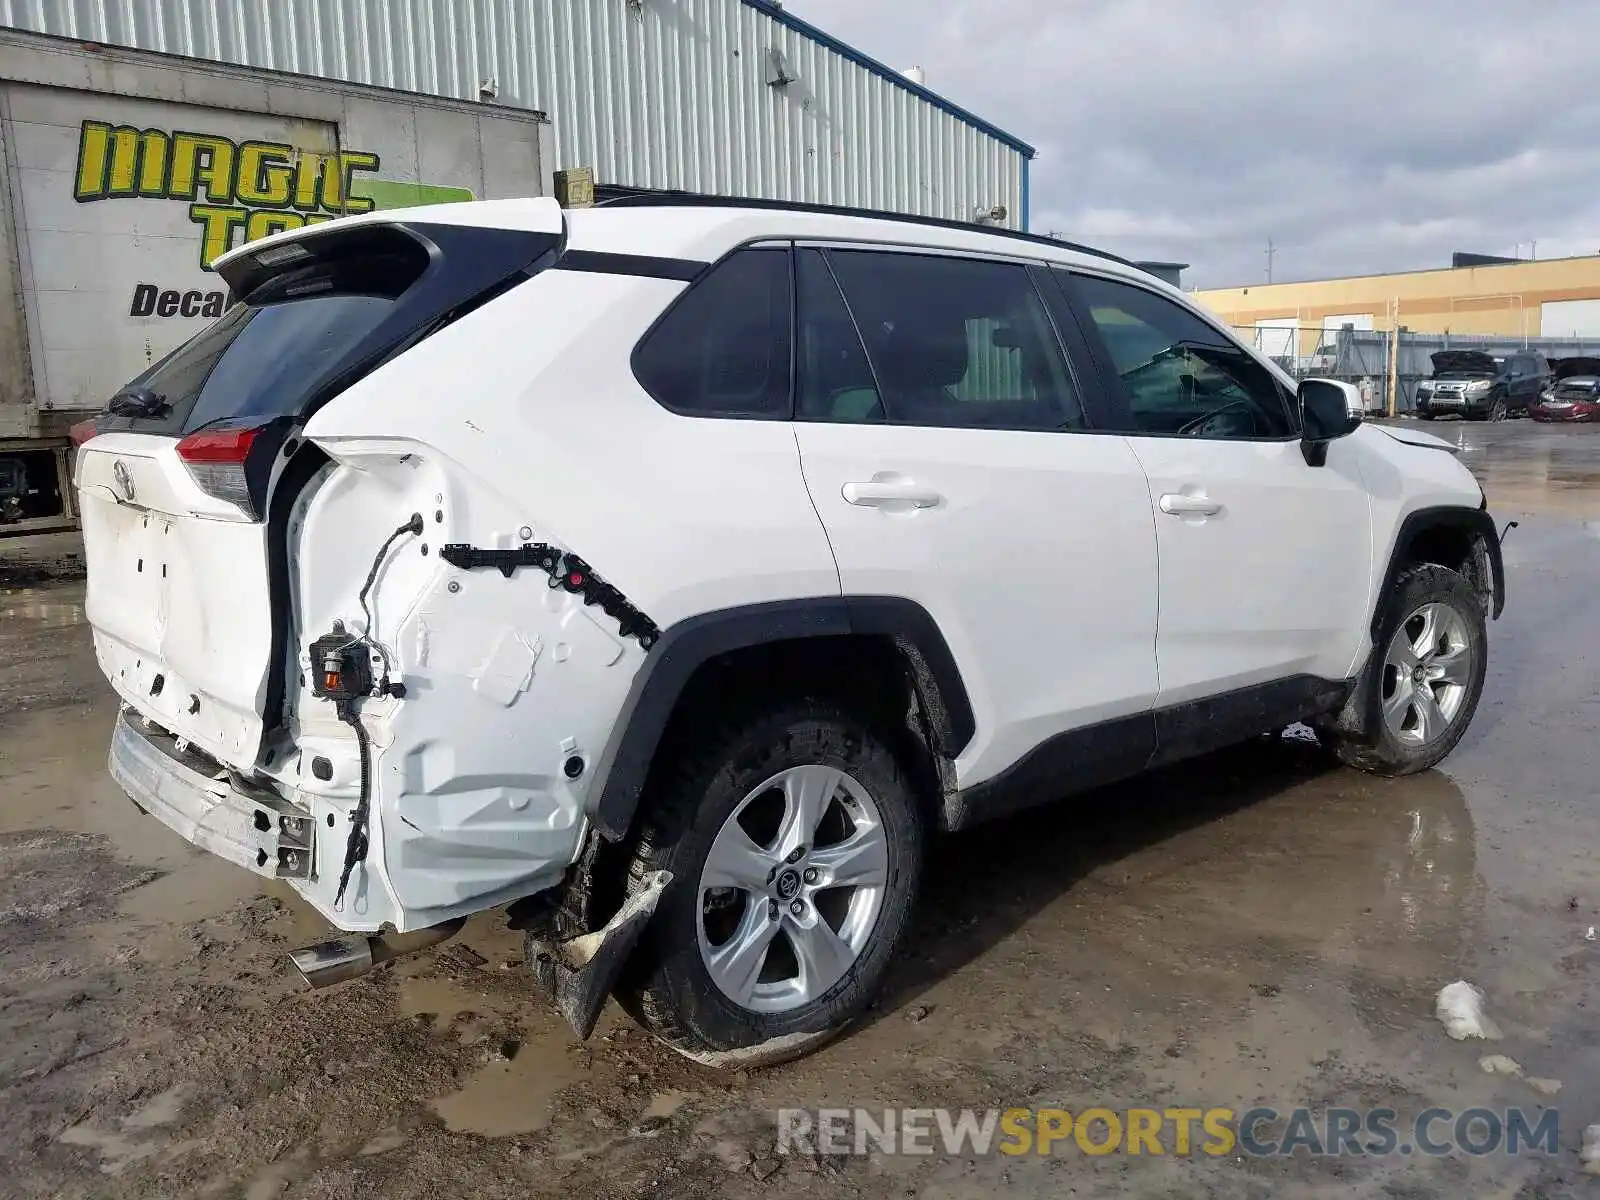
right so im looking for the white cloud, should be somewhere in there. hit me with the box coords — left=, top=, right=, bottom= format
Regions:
left=789, top=0, right=1600, bottom=286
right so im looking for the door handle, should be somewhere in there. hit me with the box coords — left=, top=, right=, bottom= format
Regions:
left=1159, top=493, right=1222, bottom=516
left=842, top=480, right=943, bottom=509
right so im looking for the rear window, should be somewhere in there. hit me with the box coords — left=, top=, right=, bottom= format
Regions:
left=97, top=222, right=555, bottom=437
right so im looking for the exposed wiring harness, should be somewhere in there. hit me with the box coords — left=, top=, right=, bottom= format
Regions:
left=332, top=704, right=372, bottom=907
left=331, top=512, right=423, bottom=908
left=357, top=513, right=424, bottom=690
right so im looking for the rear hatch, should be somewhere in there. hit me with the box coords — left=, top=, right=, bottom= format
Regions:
left=75, top=205, right=563, bottom=769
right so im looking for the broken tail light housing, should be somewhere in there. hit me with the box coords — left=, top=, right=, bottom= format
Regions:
left=308, top=627, right=373, bottom=702
left=175, top=417, right=293, bottom=521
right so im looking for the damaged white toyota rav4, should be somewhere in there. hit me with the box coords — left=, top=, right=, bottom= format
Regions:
left=73, top=195, right=1505, bottom=1066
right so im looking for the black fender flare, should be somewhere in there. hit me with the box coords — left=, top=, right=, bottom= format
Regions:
left=1370, top=504, right=1506, bottom=638
left=586, top=596, right=975, bottom=841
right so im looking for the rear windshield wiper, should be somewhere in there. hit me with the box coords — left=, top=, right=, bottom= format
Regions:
left=107, top=387, right=171, bottom=418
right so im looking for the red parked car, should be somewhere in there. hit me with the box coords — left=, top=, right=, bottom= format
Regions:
left=1531, top=357, right=1600, bottom=423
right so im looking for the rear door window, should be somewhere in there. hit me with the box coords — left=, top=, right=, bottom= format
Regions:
left=815, top=248, right=1085, bottom=432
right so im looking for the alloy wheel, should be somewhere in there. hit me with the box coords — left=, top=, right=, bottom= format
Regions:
left=696, top=764, right=888, bottom=1014
left=1381, top=601, right=1476, bottom=746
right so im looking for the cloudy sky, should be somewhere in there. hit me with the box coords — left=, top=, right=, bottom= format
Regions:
left=790, top=0, right=1600, bottom=289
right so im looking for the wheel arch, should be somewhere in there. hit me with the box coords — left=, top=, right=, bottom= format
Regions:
left=1372, top=504, right=1506, bottom=637
left=586, top=596, right=975, bottom=843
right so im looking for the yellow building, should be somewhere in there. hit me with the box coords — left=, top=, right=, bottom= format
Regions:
left=1192, top=254, right=1600, bottom=358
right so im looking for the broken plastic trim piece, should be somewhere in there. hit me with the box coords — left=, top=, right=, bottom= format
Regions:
left=439, top=542, right=661, bottom=648
left=527, top=870, right=672, bottom=1040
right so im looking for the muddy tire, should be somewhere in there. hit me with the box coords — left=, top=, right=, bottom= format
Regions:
left=1317, top=564, right=1487, bottom=776
left=613, top=702, right=922, bottom=1067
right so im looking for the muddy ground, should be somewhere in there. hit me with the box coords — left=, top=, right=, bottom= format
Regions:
left=3, top=422, right=1599, bottom=1198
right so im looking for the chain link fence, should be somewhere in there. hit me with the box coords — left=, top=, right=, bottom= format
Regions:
left=1228, top=324, right=1600, bottom=414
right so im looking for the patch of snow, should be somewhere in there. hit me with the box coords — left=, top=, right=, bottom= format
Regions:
left=1435, top=980, right=1503, bottom=1040
left=1581, top=1124, right=1600, bottom=1175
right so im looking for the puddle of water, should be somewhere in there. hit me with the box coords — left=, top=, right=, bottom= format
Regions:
left=0, top=598, right=86, bottom=627
left=430, top=1040, right=590, bottom=1137
left=397, top=974, right=520, bottom=1031
left=642, top=1090, right=690, bottom=1121
left=120, top=1084, right=192, bottom=1130
left=115, top=857, right=266, bottom=927
left=356, top=1127, right=409, bottom=1157
left=58, top=1124, right=166, bottom=1175
left=57, top=1084, right=195, bottom=1175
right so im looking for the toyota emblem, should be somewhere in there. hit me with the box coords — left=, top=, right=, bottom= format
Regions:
left=112, top=459, right=135, bottom=503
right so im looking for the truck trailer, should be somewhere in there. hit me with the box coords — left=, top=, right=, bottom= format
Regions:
left=0, top=27, right=555, bottom=534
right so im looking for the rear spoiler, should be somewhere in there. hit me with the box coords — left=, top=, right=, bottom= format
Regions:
left=213, top=197, right=567, bottom=297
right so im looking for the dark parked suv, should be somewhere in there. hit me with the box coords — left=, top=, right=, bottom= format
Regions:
left=1415, top=350, right=1549, bottom=420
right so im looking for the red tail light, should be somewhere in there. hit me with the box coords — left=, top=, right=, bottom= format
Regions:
left=69, top=418, right=101, bottom=447
left=176, top=425, right=264, bottom=516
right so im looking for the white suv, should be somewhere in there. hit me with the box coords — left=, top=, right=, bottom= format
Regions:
left=73, top=196, right=1505, bottom=1066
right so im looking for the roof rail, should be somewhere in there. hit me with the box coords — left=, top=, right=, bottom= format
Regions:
left=593, top=191, right=1134, bottom=269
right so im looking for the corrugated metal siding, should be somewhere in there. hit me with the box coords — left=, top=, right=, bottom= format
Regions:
left=1, top=0, right=1025, bottom=227
left=954, top=320, right=1027, bottom=404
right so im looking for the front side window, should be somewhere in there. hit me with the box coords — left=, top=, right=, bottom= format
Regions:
left=632, top=248, right=792, bottom=418
left=1068, top=272, right=1296, bottom=439
left=808, top=249, right=1085, bottom=431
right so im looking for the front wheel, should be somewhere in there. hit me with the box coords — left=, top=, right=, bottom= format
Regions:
left=1317, top=564, right=1487, bottom=776
left=614, top=702, right=923, bottom=1066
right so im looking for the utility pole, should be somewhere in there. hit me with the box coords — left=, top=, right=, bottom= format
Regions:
left=1386, top=299, right=1401, bottom=418
left=1266, top=238, right=1277, bottom=283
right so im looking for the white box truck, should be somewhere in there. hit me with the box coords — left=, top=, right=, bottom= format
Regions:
left=0, top=27, right=555, bottom=533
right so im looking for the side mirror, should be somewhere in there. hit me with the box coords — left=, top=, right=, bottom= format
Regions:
left=1299, top=378, right=1363, bottom=466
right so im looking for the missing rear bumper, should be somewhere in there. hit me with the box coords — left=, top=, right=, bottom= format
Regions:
left=108, top=709, right=315, bottom=880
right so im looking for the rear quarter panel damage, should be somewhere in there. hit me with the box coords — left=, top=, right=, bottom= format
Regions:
left=290, top=258, right=841, bottom=929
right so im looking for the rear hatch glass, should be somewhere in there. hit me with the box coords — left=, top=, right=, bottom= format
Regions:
left=99, top=228, right=436, bottom=439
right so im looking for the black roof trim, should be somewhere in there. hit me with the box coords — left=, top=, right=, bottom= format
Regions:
left=594, top=192, right=1135, bottom=271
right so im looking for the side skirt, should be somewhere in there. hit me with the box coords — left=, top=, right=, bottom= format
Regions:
left=941, top=674, right=1353, bottom=832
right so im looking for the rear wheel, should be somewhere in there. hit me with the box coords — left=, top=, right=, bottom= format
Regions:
left=614, top=702, right=923, bottom=1066
left=1317, top=564, right=1487, bottom=776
